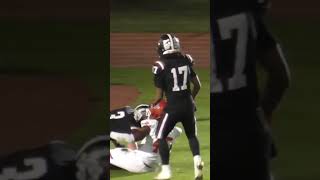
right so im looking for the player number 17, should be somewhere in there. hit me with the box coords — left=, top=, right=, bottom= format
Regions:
left=171, top=65, right=188, bottom=92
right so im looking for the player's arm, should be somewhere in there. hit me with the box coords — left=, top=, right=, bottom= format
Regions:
left=256, top=18, right=290, bottom=121
left=131, top=126, right=151, bottom=142
left=258, top=44, right=290, bottom=119
left=154, top=87, right=164, bottom=105
left=152, top=61, right=165, bottom=105
left=186, top=54, right=201, bottom=99
left=191, top=75, right=201, bottom=99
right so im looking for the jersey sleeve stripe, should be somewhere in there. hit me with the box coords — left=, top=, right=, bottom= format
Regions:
left=157, top=113, right=169, bottom=139
left=186, top=54, right=194, bottom=64
left=276, top=44, right=291, bottom=84
left=155, top=61, right=164, bottom=70
left=196, top=75, right=202, bottom=87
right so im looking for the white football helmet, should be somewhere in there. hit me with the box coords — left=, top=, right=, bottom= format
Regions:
left=157, top=34, right=181, bottom=56
left=133, top=104, right=151, bottom=122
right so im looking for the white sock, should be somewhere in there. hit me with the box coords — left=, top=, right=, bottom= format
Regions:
left=161, top=164, right=171, bottom=172
left=193, top=155, right=202, bottom=163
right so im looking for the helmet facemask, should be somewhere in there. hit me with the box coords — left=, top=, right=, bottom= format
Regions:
left=134, top=104, right=151, bottom=122
left=157, top=34, right=181, bottom=57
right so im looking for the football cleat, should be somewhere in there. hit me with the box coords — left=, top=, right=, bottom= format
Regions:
left=154, top=165, right=172, bottom=180
left=194, top=156, right=204, bottom=180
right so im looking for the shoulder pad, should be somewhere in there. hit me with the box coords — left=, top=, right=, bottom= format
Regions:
left=185, top=54, right=194, bottom=65
left=124, top=106, right=134, bottom=114
left=152, top=61, right=165, bottom=74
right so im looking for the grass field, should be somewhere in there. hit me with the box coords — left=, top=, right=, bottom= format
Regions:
left=110, top=67, right=210, bottom=179
left=267, top=20, right=320, bottom=180
left=110, top=0, right=209, bottom=32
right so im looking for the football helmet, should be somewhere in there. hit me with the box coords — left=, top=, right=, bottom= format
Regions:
left=157, top=34, right=181, bottom=56
left=134, top=104, right=151, bottom=122
left=76, top=135, right=109, bottom=180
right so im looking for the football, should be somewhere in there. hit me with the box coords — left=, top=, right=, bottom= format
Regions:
left=150, top=100, right=167, bottom=119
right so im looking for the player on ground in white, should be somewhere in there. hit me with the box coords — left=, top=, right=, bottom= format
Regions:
left=110, top=101, right=182, bottom=173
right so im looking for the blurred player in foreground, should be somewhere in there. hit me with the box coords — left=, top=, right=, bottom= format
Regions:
left=0, top=135, right=108, bottom=180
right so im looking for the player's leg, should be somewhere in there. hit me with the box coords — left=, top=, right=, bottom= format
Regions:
left=110, top=132, right=135, bottom=145
left=110, top=148, right=139, bottom=173
left=154, top=112, right=177, bottom=179
left=110, top=148, right=155, bottom=173
left=136, top=150, right=159, bottom=172
left=167, top=126, right=183, bottom=150
left=157, top=113, right=177, bottom=164
left=181, top=113, right=204, bottom=180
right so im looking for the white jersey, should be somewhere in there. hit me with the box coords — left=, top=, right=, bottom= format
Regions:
left=110, top=118, right=182, bottom=173
left=110, top=148, right=158, bottom=173
left=138, top=118, right=159, bottom=153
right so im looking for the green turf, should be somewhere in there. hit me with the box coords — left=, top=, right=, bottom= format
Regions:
left=266, top=20, right=320, bottom=180
left=110, top=67, right=210, bottom=179
left=110, top=0, right=209, bottom=32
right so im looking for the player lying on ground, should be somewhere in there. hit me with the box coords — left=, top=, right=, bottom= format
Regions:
left=0, top=135, right=108, bottom=180
left=110, top=101, right=183, bottom=173
left=110, top=104, right=151, bottom=146
left=110, top=100, right=168, bottom=145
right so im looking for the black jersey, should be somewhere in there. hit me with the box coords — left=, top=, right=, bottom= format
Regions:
left=110, top=106, right=140, bottom=134
left=152, top=53, right=197, bottom=109
left=0, top=142, right=77, bottom=180
left=211, top=0, right=276, bottom=111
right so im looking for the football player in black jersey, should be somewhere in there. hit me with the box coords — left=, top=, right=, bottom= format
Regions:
left=152, top=34, right=203, bottom=180
left=0, top=135, right=108, bottom=180
left=110, top=104, right=152, bottom=149
left=211, top=0, right=290, bottom=179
